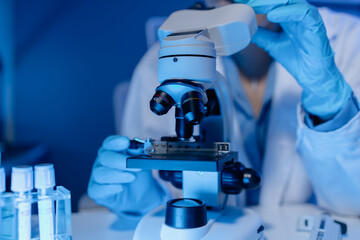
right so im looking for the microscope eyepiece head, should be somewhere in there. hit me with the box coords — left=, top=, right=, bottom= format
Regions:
left=150, top=90, right=175, bottom=115
left=181, top=91, right=206, bottom=125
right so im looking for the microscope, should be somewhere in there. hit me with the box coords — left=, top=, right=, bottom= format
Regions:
left=127, top=4, right=264, bottom=240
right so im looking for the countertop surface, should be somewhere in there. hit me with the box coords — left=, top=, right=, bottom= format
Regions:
left=72, top=204, right=360, bottom=240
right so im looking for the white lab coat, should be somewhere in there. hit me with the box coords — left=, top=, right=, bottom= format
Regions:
left=121, top=7, right=360, bottom=215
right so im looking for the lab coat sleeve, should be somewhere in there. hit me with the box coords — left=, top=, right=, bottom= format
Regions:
left=295, top=9, right=360, bottom=216
left=296, top=105, right=360, bottom=215
left=304, top=93, right=360, bottom=131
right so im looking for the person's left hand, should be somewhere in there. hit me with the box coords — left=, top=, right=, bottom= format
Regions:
left=235, top=0, right=352, bottom=120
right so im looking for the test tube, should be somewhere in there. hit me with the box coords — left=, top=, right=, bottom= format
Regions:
left=11, top=166, right=33, bottom=240
left=0, top=167, right=5, bottom=238
left=35, top=164, right=55, bottom=240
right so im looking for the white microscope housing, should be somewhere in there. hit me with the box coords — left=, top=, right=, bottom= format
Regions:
left=128, top=4, right=264, bottom=240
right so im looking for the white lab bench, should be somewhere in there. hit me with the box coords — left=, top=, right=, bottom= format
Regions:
left=71, top=204, right=360, bottom=240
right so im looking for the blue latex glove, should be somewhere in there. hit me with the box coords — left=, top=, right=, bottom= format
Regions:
left=88, top=136, right=166, bottom=217
left=235, top=0, right=352, bottom=120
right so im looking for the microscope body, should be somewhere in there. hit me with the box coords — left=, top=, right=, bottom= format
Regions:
left=127, top=4, right=264, bottom=240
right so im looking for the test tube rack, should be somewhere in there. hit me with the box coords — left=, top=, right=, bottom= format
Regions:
left=0, top=186, right=72, bottom=240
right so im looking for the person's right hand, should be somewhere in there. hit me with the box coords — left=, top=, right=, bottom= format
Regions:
left=88, top=136, right=166, bottom=217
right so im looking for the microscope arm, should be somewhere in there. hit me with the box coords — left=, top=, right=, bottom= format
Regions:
left=211, top=72, right=236, bottom=143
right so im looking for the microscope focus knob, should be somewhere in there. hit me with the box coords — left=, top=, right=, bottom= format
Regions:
left=221, top=162, right=261, bottom=194
left=165, top=198, right=207, bottom=229
left=242, top=168, right=261, bottom=189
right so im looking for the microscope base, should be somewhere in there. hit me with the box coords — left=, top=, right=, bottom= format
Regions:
left=133, top=205, right=264, bottom=240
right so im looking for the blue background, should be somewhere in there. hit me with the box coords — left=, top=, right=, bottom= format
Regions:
left=9, top=0, right=193, bottom=211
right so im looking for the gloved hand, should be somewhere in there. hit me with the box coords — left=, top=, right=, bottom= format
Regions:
left=88, top=135, right=166, bottom=217
left=235, top=0, right=352, bottom=120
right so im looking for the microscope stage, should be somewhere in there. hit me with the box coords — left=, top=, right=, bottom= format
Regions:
left=127, top=152, right=237, bottom=172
